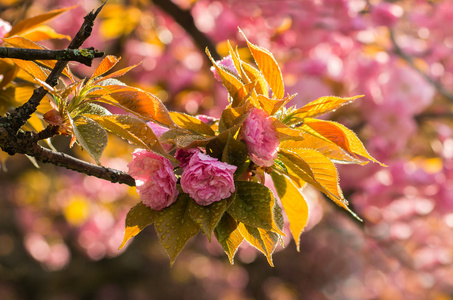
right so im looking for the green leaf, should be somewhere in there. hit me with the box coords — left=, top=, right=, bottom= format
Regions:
left=214, top=213, right=243, bottom=264
left=70, top=116, right=108, bottom=165
left=227, top=181, right=284, bottom=235
left=238, top=223, right=279, bottom=266
left=87, top=114, right=172, bottom=161
left=154, top=193, right=200, bottom=265
left=188, top=193, right=235, bottom=241
left=170, top=112, right=215, bottom=136
left=271, top=172, right=309, bottom=251
left=119, top=202, right=157, bottom=249
left=76, top=102, right=112, bottom=117
left=222, top=133, right=248, bottom=167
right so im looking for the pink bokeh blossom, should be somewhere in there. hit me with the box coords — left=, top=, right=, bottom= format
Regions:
left=0, top=19, right=11, bottom=38
left=181, top=151, right=236, bottom=206
left=371, top=2, right=403, bottom=27
left=241, top=108, right=279, bottom=167
left=127, top=149, right=178, bottom=210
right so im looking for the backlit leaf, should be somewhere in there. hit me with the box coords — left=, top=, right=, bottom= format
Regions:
left=227, top=181, right=284, bottom=235
left=10, top=59, right=49, bottom=83
left=94, top=85, right=176, bottom=127
left=221, top=133, right=248, bottom=167
left=242, top=31, right=284, bottom=99
left=258, top=94, right=294, bottom=116
left=170, top=112, right=215, bottom=136
left=70, top=115, right=108, bottom=165
left=240, top=61, right=269, bottom=97
left=214, top=213, right=243, bottom=264
left=6, top=5, right=76, bottom=37
left=119, top=202, right=157, bottom=249
left=271, top=172, right=309, bottom=251
left=87, top=114, right=171, bottom=160
left=90, top=55, right=120, bottom=80
left=291, top=95, right=363, bottom=121
left=206, top=48, right=248, bottom=106
left=154, top=193, right=200, bottom=265
left=218, top=103, right=252, bottom=132
left=188, top=194, right=234, bottom=241
left=92, top=63, right=140, bottom=84
left=273, top=119, right=305, bottom=142
left=21, top=24, right=71, bottom=41
left=303, top=118, right=386, bottom=166
left=238, top=223, right=279, bottom=266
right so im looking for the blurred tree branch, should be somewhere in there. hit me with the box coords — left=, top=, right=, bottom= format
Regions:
left=152, top=0, right=221, bottom=61
left=0, top=2, right=135, bottom=186
left=389, top=28, right=453, bottom=102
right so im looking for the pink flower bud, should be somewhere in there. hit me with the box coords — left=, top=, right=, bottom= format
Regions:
left=175, top=148, right=200, bottom=169
left=210, top=55, right=238, bottom=82
left=181, top=152, right=237, bottom=206
left=0, top=19, right=11, bottom=39
left=128, top=149, right=178, bottom=210
left=241, top=108, right=279, bottom=167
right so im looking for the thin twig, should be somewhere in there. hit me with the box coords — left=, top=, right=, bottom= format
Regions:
left=0, top=47, right=104, bottom=66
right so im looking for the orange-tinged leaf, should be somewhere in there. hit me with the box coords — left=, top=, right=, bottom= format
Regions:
left=237, top=223, right=279, bottom=266
left=206, top=48, right=247, bottom=105
left=218, top=103, right=252, bottom=132
left=241, top=61, right=269, bottom=97
left=10, top=58, right=49, bottom=83
left=6, top=5, right=77, bottom=37
left=271, top=172, right=309, bottom=251
left=154, top=194, right=200, bottom=266
left=292, top=95, right=363, bottom=120
left=93, top=63, right=140, bottom=84
left=227, top=181, right=284, bottom=236
left=303, top=118, right=386, bottom=166
left=0, top=60, right=18, bottom=89
left=227, top=42, right=244, bottom=80
left=96, top=85, right=176, bottom=127
left=214, top=213, right=243, bottom=264
left=241, top=31, right=284, bottom=99
left=258, top=94, right=294, bottom=116
left=170, top=112, right=215, bottom=136
left=273, top=119, right=305, bottom=142
left=21, top=24, right=71, bottom=41
left=87, top=114, right=173, bottom=160
left=119, top=202, right=157, bottom=249
left=91, top=55, right=120, bottom=80
left=280, top=134, right=363, bottom=165
left=188, top=195, right=234, bottom=241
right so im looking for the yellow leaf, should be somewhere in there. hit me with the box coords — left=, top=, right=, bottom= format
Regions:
left=258, top=94, right=294, bottom=116
left=271, top=172, right=309, bottom=251
left=21, top=24, right=71, bottom=41
left=170, top=112, right=215, bottom=136
left=238, top=223, right=279, bottom=266
left=273, top=119, right=305, bottom=142
left=206, top=48, right=247, bottom=106
left=241, top=30, right=284, bottom=99
left=292, top=95, right=363, bottom=120
left=303, top=118, right=386, bottom=166
left=120, top=202, right=157, bottom=249
left=214, top=213, right=243, bottom=264
left=6, top=5, right=77, bottom=38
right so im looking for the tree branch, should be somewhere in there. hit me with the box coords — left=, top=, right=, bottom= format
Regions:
left=0, top=47, right=104, bottom=66
left=152, top=0, right=221, bottom=61
left=389, top=28, right=453, bottom=102
left=0, top=2, right=106, bottom=134
left=0, top=126, right=135, bottom=185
